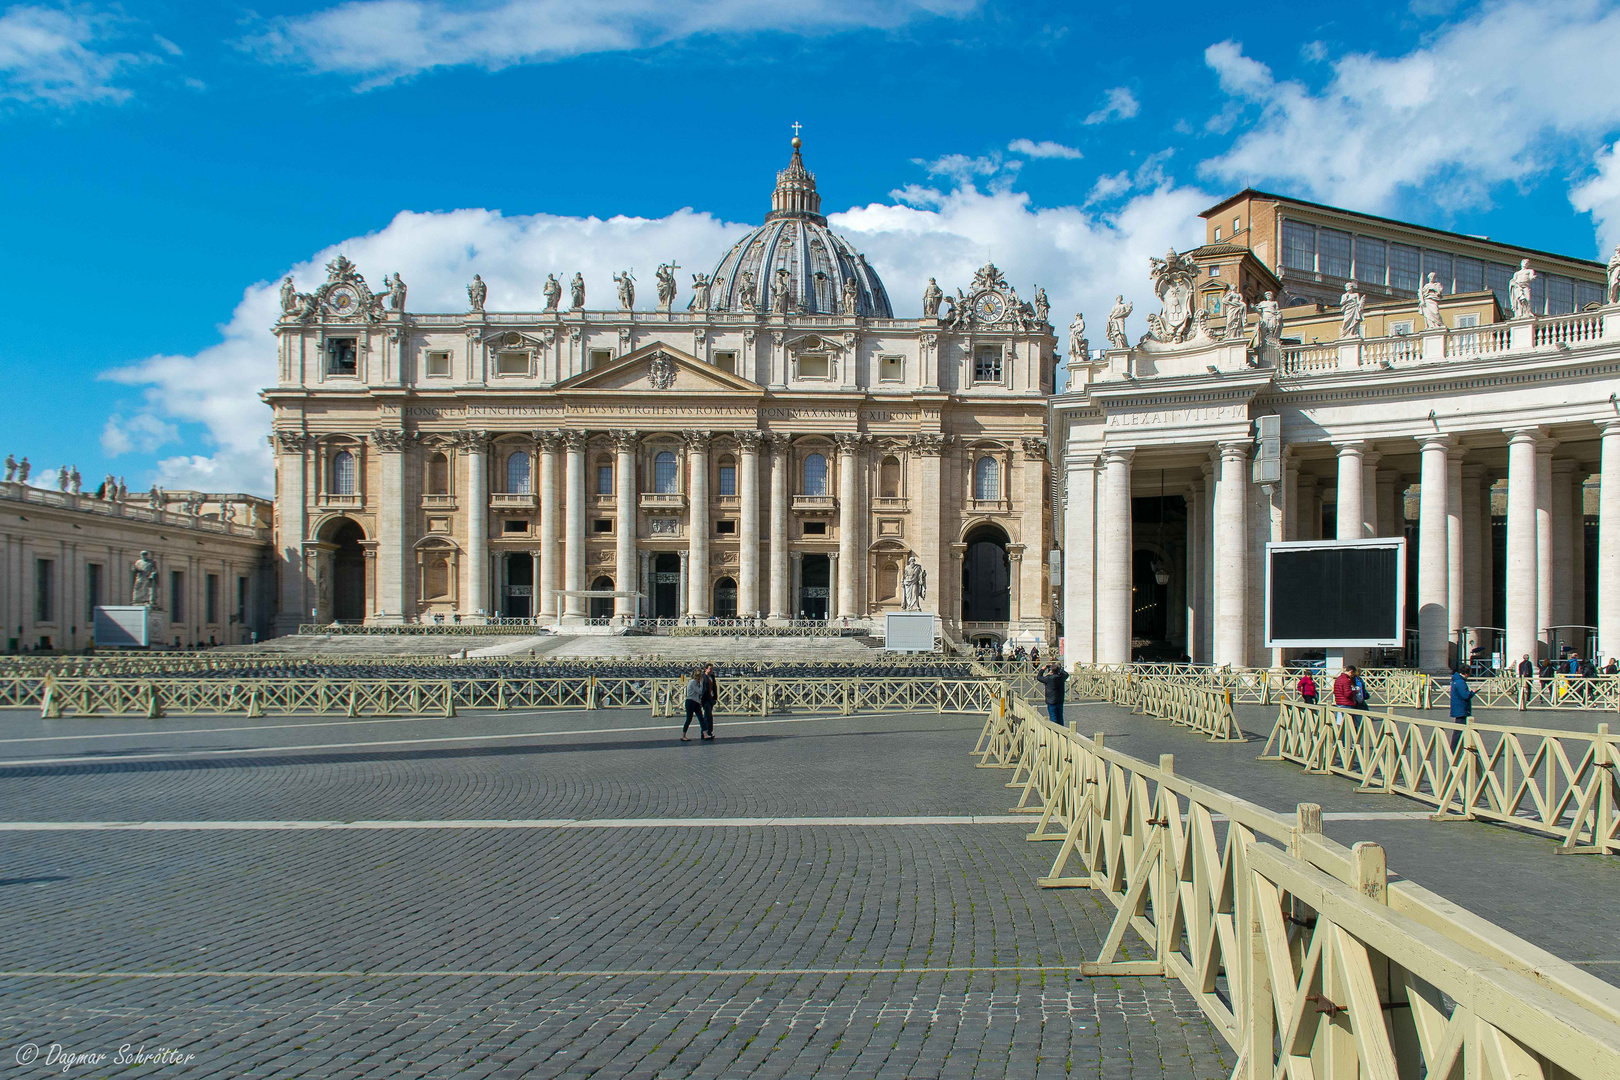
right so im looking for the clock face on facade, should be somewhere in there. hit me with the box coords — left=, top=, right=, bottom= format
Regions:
left=327, top=285, right=360, bottom=315
left=973, top=291, right=1008, bottom=324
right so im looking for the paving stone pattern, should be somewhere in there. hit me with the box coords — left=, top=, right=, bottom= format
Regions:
left=0, top=707, right=1235, bottom=1079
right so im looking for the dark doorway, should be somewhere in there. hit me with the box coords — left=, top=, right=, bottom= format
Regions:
left=800, top=554, right=829, bottom=620
left=1131, top=549, right=1169, bottom=645
left=961, top=525, right=1010, bottom=623
left=653, top=553, right=680, bottom=618
left=503, top=552, right=532, bottom=618
left=713, top=577, right=737, bottom=619
left=330, top=519, right=366, bottom=623
left=590, top=576, right=614, bottom=620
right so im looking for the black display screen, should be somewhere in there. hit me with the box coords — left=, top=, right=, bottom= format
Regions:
left=1269, top=545, right=1401, bottom=644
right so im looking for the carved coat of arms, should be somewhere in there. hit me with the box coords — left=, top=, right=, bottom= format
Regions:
left=647, top=353, right=677, bottom=390
left=1146, top=248, right=1200, bottom=344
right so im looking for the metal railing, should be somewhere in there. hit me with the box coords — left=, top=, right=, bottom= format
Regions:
left=973, top=690, right=1620, bottom=1079
left=1262, top=701, right=1619, bottom=854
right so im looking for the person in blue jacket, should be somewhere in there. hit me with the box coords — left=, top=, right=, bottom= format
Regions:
left=1448, top=664, right=1475, bottom=752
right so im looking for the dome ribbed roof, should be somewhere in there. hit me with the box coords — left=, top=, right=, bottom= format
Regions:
left=706, top=138, right=893, bottom=318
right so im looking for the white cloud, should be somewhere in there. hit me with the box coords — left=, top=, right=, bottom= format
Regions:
left=101, top=412, right=178, bottom=457
left=1200, top=1, right=1620, bottom=222
left=1571, top=142, right=1620, bottom=257
left=245, top=0, right=977, bottom=88
left=1083, top=86, right=1139, bottom=126
left=0, top=3, right=151, bottom=106
left=1008, top=138, right=1082, bottom=160
left=913, top=151, right=1020, bottom=185
left=106, top=173, right=1211, bottom=493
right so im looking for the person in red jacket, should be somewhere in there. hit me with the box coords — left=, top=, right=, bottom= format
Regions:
left=1331, top=666, right=1358, bottom=728
left=1297, top=672, right=1318, bottom=704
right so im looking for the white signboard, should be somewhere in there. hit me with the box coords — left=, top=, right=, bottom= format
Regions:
left=884, top=612, right=938, bottom=653
left=94, top=605, right=150, bottom=648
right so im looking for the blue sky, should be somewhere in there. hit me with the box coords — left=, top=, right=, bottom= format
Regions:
left=5, top=0, right=1620, bottom=495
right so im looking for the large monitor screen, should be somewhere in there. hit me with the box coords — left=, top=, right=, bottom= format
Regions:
left=1265, top=540, right=1405, bottom=647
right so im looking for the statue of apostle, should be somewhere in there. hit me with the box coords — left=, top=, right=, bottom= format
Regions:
left=1339, top=281, right=1366, bottom=339
left=467, top=274, right=487, bottom=312
left=901, top=555, right=927, bottom=611
left=1419, top=272, right=1445, bottom=330
left=922, top=277, right=943, bottom=319
left=543, top=273, right=562, bottom=312
left=1509, top=259, right=1536, bottom=319
left=570, top=272, right=585, bottom=310
left=130, top=551, right=158, bottom=606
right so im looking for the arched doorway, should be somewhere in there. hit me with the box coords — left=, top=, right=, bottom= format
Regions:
left=327, top=519, right=366, bottom=623
left=961, top=524, right=1010, bottom=624
left=503, top=552, right=532, bottom=617
left=589, top=576, right=614, bottom=620
left=713, top=577, right=737, bottom=619
left=652, top=553, right=680, bottom=618
left=799, top=554, right=829, bottom=620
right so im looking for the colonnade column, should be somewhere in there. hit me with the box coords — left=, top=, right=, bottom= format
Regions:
left=1600, top=423, right=1620, bottom=662
left=1335, top=442, right=1367, bottom=540
left=1213, top=442, right=1248, bottom=667
left=464, top=430, right=490, bottom=619
left=686, top=431, right=710, bottom=618
left=1097, top=448, right=1133, bottom=664
left=1505, top=429, right=1541, bottom=663
left=835, top=433, right=861, bottom=620
left=1361, top=452, right=1381, bottom=537
left=1447, top=455, right=1464, bottom=643
left=768, top=435, right=790, bottom=620
left=1551, top=460, right=1576, bottom=631
left=1461, top=465, right=1485, bottom=630
left=1202, top=462, right=1216, bottom=659
left=1417, top=436, right=1453, bottom=672
left=737, top=432, right=762, bottom=619
left=1185, top=479, right=1205, bottom=665
left=536, top=434, right=560, bottom=621
left=562, top=431, right=587, bottom=620
left=1061, top=457, right=1098, bottom=667
left=372, top=430, right=409, bottom=622
left=1536, top=440, right=1556, bottom=653
left=273, top=432, right=310, bottom=633
left=613, top=430, right=638, bottom=621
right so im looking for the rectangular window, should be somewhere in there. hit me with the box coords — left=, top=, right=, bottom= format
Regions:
left=1319, top=228, right=1352, bottom=279
left=1390, top=321, right=1414, bottom=336
left=718, top=464, right=736, bottom=496
left=879, top=355, right=904, bottom=382
left=1530, top=273, right=1546, bottom=315
left=1455, top=256, right=1485, bottom=295
left=496, top=351, right=528, bottom=375
left=1388, top=243, right=1421, bottom=293
left=169, top=571, right=184, bottom=621
left=1213, top=226, right=1221, bottom=241
left=596, top=464, right=613, bottom=495
left=802, top=521, right=827, bottom=536
left=973, top=348, right=1003, bottom=384
left=1454, top=313, right=1480, bottom=328
left=425, top=351, right=451, bottom=377
left=34, top=558, right=53, bottom=623
left=1233, top=215, right=1241, bottom=233
left=714, top=351, right=736, bottom=374
left=1209, top=265, right=1221, bottom=277
left=237, top=576, right=248, bottom=623
left=503, top=519, right=528, bottom=534
left=1486, top=262, right=1514, bottom=310
left=1354, top=236, right=1387, bottom=286
left=798, top=354, right=829, bottom=379
left=1546, top=274, right=1575, bottom=315
left=593, top=518, right=613, bottom=533
left=715, top=520, right=736, bottom=534
left=325, top=338, right=358, bottom=376
left=589, top=349, right=613, bottom=369
left=86, top=562, right=101, bottom=623
left=206, top=574, right=219, bottom=625
left=1280, top=220, right=1316, bottom=272
left=1421, top=251, right=1453, bottom=294
left=1577, top=282, right=1605, bottom=310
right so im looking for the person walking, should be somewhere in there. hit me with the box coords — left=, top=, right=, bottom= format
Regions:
left=1448, top=664, right=1475, bottom=752
left=1351, top=668, right=1369, bottom=710
left=1516, top=654, right=1535, bottom=679
left=1034, top=662, right=1069, bottom=727
left=700, top=662, right=719, bottom=740
left=680, top=668, right=705, bottom=742
left=1331, top=666, right=1356, bottom=729
left=1297, top=671, right=1318, bottom=705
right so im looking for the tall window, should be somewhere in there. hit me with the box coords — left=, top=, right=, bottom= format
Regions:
left=205, top=574, right=219, bottom=625
left=1354, top=236, right=1387, bottom=286
left=653, top=451, right=678, bottom=494
left=974, top=456, right=1000, bottom=501
left=1388, top=243, right=1421, bottom=293
left=505, top=451, right=531, bottom=494
left=331, top=450, right=356, bottom=495
left=717, top=458, right=736, bottom=497
left=1486, top=262, right=1514, bottom=310
left=973, top=348, right=1002, bottom=384
left=1530, top=273, right=1547, bottom=315
left=426, top=452, right=449, bottom=495
left=86, top=563, right=101, bottom=622
left=596, top=461, right=613, bottom=495
left=1318, top=228, right=1352, bottom=279
left=1455, top=256, right=1485, bottom=295
left=803, top=453, right=828, bottom=496
left=1577, top=281, right=1605, bottom=310
left=1546, top=274, right=1574, bottom=315
left=34, top=558, right=53, bottom=622
left=237, top=576, right=248, bottom=623
left=1421, top=251, right=1454, bottom=294
left=170, top=571, right=185, bottom=620
left=1280, top=220, right=1316, bottom=272
left=880, top=456, right=901, bottom=498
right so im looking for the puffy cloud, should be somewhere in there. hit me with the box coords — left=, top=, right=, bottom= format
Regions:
left=106, top=175, right=1210, bottom=493
left=912, top=151, right=1019, bottom=185
left=1007, top=138, right=1082, bottom=160
left=0, top=3, right=152, bottom=106
left=1083, top=86, right=1139, bottom=125
left=101, top=412, right=178, bottom=457
left=1200, top=2, right=1620, bottom=216
left=244, top=0, right=978, bottom=88
left=1571, top=142, right=1620, bottom=256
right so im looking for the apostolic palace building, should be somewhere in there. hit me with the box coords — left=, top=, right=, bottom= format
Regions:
left=263, top=138, right=1057, bottom=643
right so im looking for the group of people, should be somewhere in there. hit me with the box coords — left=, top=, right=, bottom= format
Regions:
left=681, top=663, right=719, bottom=741
left=978, top=642, right=1041, bottom=665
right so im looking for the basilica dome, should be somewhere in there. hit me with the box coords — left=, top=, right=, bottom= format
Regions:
left=705, top=138, right=893, bottom=318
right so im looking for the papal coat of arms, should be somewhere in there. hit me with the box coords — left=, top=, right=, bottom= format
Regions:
left=1146, top=248, right=1200, bottom=344
left=647, top=353, right=677, bottom=390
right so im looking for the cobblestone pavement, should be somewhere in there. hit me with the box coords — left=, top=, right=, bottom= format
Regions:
left=0, top=707, right=1235, bottom=1079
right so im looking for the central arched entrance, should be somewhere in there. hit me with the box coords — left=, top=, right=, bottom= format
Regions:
left=590, top=576, right=614, bottom=621
left=652, top=553, right=680, bottom=618
left=712, top=577, right=737, bottom=619
left=327, top=518, right=366, bottom=623
left=961, top=524, right=1011, bottom=624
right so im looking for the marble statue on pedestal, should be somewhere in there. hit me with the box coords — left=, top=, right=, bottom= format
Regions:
left=901, top=554, right=927, bottom=611
left=688, top=273, right=711, bottom=312
left=70, top=467, right=81, bottom=494
left=467, top=274, right=487, bottom=313
left=148, top=484, right=162, bottom=510
left=56, top=466, right=67, bottom=492
left=1068, top=313, right=1088, bottom=361
left=1107, top=297, right=1133, bottom=350
left=922, top=277, right=943, bottom=319
left=279, top=276, right=299, bottom=316
left=1419, top=273, right=1444, bottom=330
left=1221, top=284, right=1246, bottom=341
left=3, top=455, right=15, bottom=482
left=570, top=272, right=585, bottom=310
left=1339, top=281, right=1366, bottom=339
left=16, top=457, right=29, bottom=483
left=738, top=271, right=757, bottom=311
left=131, top=551, right=158, bottom=606
left=543, top=274, right=561, bottom=312
left=386, top=272, right=407, bottom=311
left=655, top=262, right=679, bottom=312
left=841, top=276, right=858, bottom=317
left=1254, top=292, right=1283, bottom=352
left=1032, top=286, right=1050, bottom=325
left=1510, top=260, right=1536, bottom=319
left=613, top=270, right=635, bottom=310
left=1608, top=246, right=1620, bottom=305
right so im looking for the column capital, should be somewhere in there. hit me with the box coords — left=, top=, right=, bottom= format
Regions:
left=1506, top=426, right=1548, bottom=448
left=610, top=429, right=640, bottom=453
left=1600, top=417, right=1620, bottom=436
left=1418, top=433, right=1457, bottom=453
left=561, top=430, right=589, bottom=452
left=457, top=429, right=492, bottom=453
left=370, top=428, right=418, bottom=454
left=833, top=432, right=864, bottom=454
left=272, top=429, right=313, bottom=453
left=1551, top=457, right=1578, bottom=477
left=683, top=430, right=711, bottom=453
left=1332, top=440, right=1369, bottom=457
left=1216, top=440, right=1249, bottom=462
left=1102, top=446, right=1134, bottom=465
left=735, top=430, right=766, bottom=453
left=536, top=431, right=561, bottom=453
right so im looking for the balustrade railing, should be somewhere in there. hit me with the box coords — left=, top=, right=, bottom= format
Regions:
left=1278, top=343, right=1338, bottom=375
left=1534, top=310, right=1605, bottom=348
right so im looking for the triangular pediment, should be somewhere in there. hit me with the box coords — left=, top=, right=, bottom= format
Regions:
left=555, top=342, right=759, bottom=393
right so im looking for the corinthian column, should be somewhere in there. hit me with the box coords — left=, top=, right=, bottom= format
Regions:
left=1506, top=428, right=1541, bottom=663
left=612, top=430, right=639, bottom=621
left=1098, top=447, right=1133, bottom=664
left=463, top=430, right=490, bottom=620
left=1600, top=422, right=1620, bottom=663
left=737, top=431, right=763, bottom=618
left=562, top=430, right=587, bottom=620
left=371, top=428, right=411, bottom=623
left=1213, top=442, right=1248, bottom=667
left=835, top=432, right=862, bottom=620
left=685, top=430, right=711, bottom=618
left=1417, top=436, right=1453, bottom=672
left=272, top=430, right=311, bottom=635
left=537, top=433, right=560, bottom=621
left=768, top=434, right=790, bottom=620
